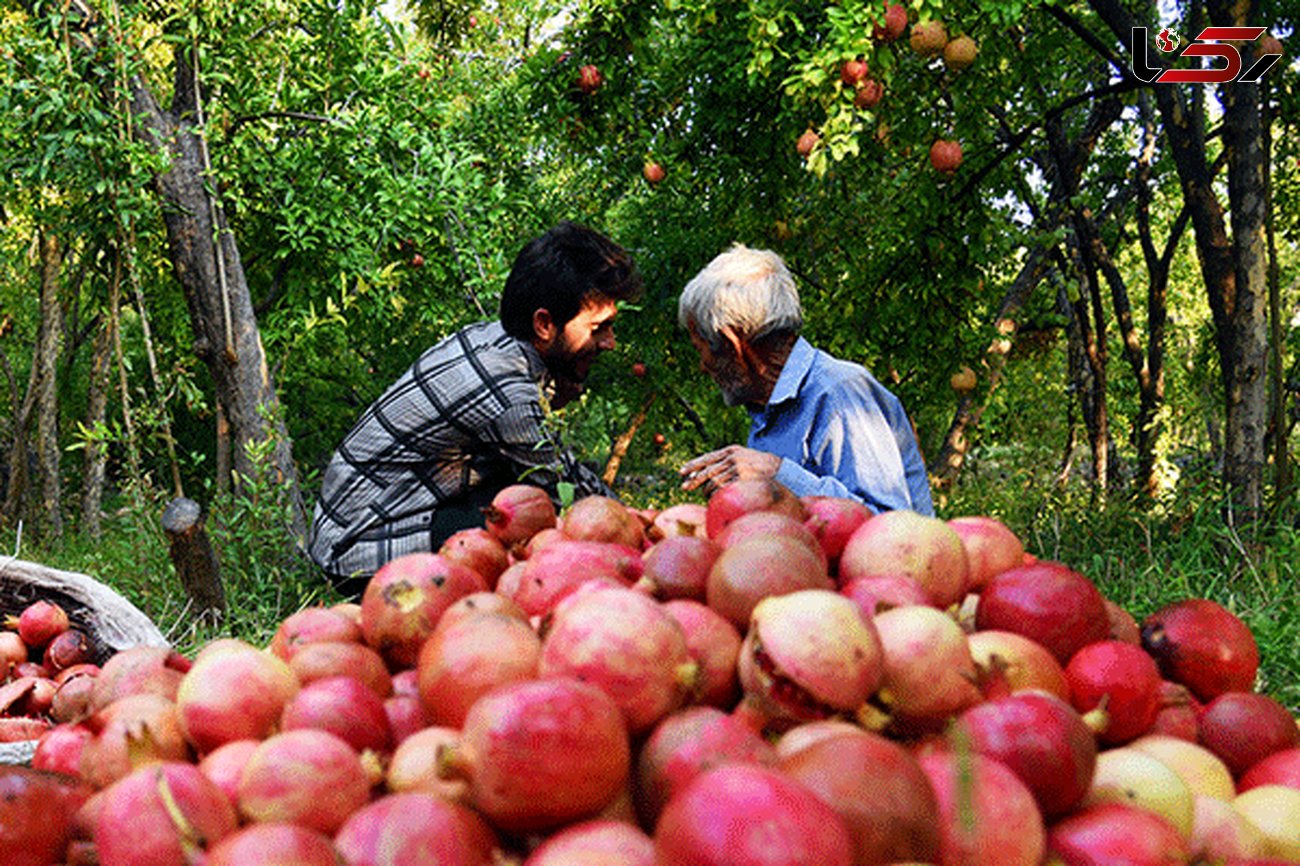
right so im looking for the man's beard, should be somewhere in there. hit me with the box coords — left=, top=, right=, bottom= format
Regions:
left=543, top=344, right=598, bottom=384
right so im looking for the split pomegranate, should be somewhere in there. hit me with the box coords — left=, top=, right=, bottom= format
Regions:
left=1141, top=598, right=1260, bottom=702
left=417, top=610, right=541, bottom=728
left=482, top=483, right=556, bottom=545
left=706, top=534, right=833, bottom=628
left=661, top=599, right=742, bottom=708
left=838, top=509, right=969, bottom=608
left=360, top=552, right=487, bottom=668
left=704, top=478, right=808, bottom=539
left=651, top=502, right=708, bottom=539
left=916, top=748, right=1046, bottom=866
left=1066, top=640, right=1162, bottom=745
left=93, top=762, right=237, bottom=866
left=1197, top=691, right=1300, bottom=777
left=975, top=560, right=1110, bottom=664
left=236, top=729, right=372, bottom=834
left=334, top=793, right=498, bottom=866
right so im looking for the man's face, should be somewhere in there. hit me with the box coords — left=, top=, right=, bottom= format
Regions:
left=688, top=324, right=760, bottom=407
left=539, top=298, right=618, bottom=383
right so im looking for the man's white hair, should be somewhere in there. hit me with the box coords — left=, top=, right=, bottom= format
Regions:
left=677, top=244, right=803, bottom=349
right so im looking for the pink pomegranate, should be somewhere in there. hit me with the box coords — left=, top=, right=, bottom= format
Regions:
left=89, top=646, right=191, bottom=711
left=386, top=726, right=468, bottom=801
left=50, top=671, right=97, bottom=722
left=79, top=693, right=192, bottom=789
left=0, top=631, right=27, bottom=673
left=966, top=629, right=1070, bottom=700
left=955, top=690, right=1097, bottom=817
left=775, top=719, right=865, bottom=760
left=872, top=604, right=981, bottom=725
left=661, top=599, right=742, bottom=708
left=360, top=552, right=487, bottom=668
left=1189, top=795, right=1269, bottom=863
left=1198, top=691, right=1300, bottom=777
left=175, top=639, right=299, bottom=754
left=482, top=483, right=557, bottom=545
left=204, top=823, right=341, bottom=866
left=838, top=509, right=969, bottom=608
left=947, top=514, right=1025, bottom=591
left=716, top=510, right=828, bottom=569
left=501, top=540, right=643, bottom=617
left=840, top=573, right=930, bottom=618
left=31, top=724, right=94, bottom=779
left=93, top=762, right=237, bottom=866
left=435, top=591, right=528, bottom=631
left=279, top=674, right=392, bottom=753
left=13, top=600, right=70, bottom=648
left=287, top=639, right=392, bottom=696
left=652, top=502, right=708, bottom=539
left=269, top=606, right=361, bottom=660
left=1045, top=802, right=1191, bottom=866
left=637, top=535, right=721, bottom=601
left=780, top=729, right=942, bottom=866
left=417, top=610, right=541, bottom=728
left=653, top=764, right=854, bottom=865
left=1141, top=599, right=1260, bottom=702
left=524, top=819, right=654, bottom=866
left=334, top=793, right=498, bottom=866
left=437, top=677, right=630, bottom=832
left=634, top=705, right=776, bottom=826
left=385, top=691, right=431, bottom=746
left=563, top=494, right=647, bottom=549
left=236, top=729, right=372, bottom=834
left=197, top=739, right=259, bottom=804
left=917, top=748, right=1046, bottom=866
left=705, top=478, right=808, bottom=539
left=802, top=495, right=873, bottom=570
left=1239, top=748, right=1300, bottom=793
left=439, top=527, right=510, bottom=587
left=736, top=590, right=883, bottom=729
left=975, top=561, right=1110, bottom=664
left=539, top=586, right=695, bottom=733
left=707, top=534, right=833, bottom=628
left=1066, top=640, right=1162, bottom=745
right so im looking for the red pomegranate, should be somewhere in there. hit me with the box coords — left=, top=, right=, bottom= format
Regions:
left=482, top=484, right=556, bottom=546
left=661, top=599, right=742, bottom=708
left=334, top=793, right=498, bottom=866
left=1197, top=691, right=1300, bottom=777
left=80, top=693, right=191, bottom=789
left=43, top=629, right=93, bottom=672
left=947, top=515, right=1024, bottom=591
left=501, top=540, right=643, bottom=617
left=417, top=610, right=541, bottom=728
left=360, top=552, right=487, bottom=668
left=637, top=535, right=721, bottom=601
left=802, top=495, right=872, bottom=569
left=704, top=478, right=807, bottom=539
left=562, top=495, right=646, bottom=549
left=873, top=2, right=908, bottom=42
left=929, top=139, right=963, bottom=174
left=89, top=646, right=190, bottom=712
left=1238, top=747, right=1300, bottom=793
left=93, top=762, right=237, bottom=866
left=439, top=527, right=509, bottom=587
left=279, top=674, right=392, bottom=753
left=838, top=509, right=969, bottom=608
left=386, top=726, right=468, bottom=802
left=205, top=823, right=341, bottom=866
left=780, top=729, right=942, bottom=866
left=268, top=606, right=361, bottom=661
left=1045, top=802, right=1190, bottom=866
left=975, top=561, right=1110, bottom=664
left=717, top=510, right=827, bottom=569
left=966, top=629, right=1070, bottom=700
left=707, top=534, right=833, bottom=628
left=872, top=604, right=980, bottom=725
left=197, top=738, right=258, bottom=804
left=1141, top=598, right=1260, bottom=702
left=653, top=764, right=854, bottom=865
left=236, top=729, right=372, bottom=834
left=437, top=677, right=630, bottom=832
left=524, top=819, right=653, bottom=866
left=917, top=748, right=1046, bottom=866
left=13, top=600, right=70, bottom=648
left=1066, top=640, right=1163, bottom=745
left=175, top=639, right=299, bottom=754
left=31, top=724, right=93, bottom=779
left=287, top=640, right=392, bottom=697
left=775, top=719, right=864, bottom=760
left=840, top=573, right=930, bottom=619
left=0, top=766, right=90, bottom=866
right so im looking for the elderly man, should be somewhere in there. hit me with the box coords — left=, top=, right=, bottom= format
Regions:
left=677, top=244, right=933, bottom=515
left=308, top=221, right=642, bottom=593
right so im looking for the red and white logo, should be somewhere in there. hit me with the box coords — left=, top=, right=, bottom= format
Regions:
left=1131, top=26, right=1281, bottom=84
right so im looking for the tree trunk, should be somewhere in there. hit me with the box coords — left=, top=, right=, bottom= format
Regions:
left=81, top=251, right=120, bottom=539
left=35, top=230, right=65, bottom=539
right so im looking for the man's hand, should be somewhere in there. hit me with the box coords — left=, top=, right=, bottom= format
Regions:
left=679, top=445, right=781, bottom=493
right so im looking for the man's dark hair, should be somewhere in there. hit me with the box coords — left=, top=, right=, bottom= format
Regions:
left=500, top=221, right=643, bottom=340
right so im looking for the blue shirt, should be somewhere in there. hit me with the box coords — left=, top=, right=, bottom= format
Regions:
left=747, top=337, right=934, bottom=515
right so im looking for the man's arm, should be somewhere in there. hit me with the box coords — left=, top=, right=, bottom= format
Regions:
left=482, top=397, right=615, bottom=500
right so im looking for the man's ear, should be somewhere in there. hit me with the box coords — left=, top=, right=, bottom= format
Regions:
left=532, top=308, right=557, bottom=346
left=718, top=325, right=750, bottom=365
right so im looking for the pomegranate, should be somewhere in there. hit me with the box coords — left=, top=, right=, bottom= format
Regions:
left=50, top=671, right=97, bottom=722
left=236, top=729, right=372, bottom=834
left=1238, top=747, right=1300, bottom=793
left=704, top=478, right=807, bottom=539
left=0, top=766, right=90, bottom=866
left=360, top=552, right=487, bottom=668
left=13, top=600, right=70, bottom=648
left=502, top=540, right=643, bottom=617
left=654, top=764, right=854, bottom=865
left=652, top=503, right=708, bottom=539
left=279, top=674, right=392, bottom=753
left=80, top=693, right=192, bottom=789
left=93, top=762, right=237, bottom=866
left=802, top=495, right=872, bottom=569
left=1046, top=802, right=1191, bottom=866
left=1081, top=747, right=1195, bottom=837
left=872, top=604, right=981, bottom=726
left=637, top=535, right=721, bottom=601
left=31, top=724, right=94, bottom=779
left=43, top=629, right=93, bottom=672
left=838, top=509, right=969, bottom=608
left=736, top=590, right=883, bottom=729
left=1104, top=598, right=1142, bottom=644
left=966, top=629, right=1070, bottom=699
left=577, top=63, right=604, bottom=95
left=89, top=646, right=190, bottom=711
left=796, top=127, right=820, bottom=158
left=287, top=639, right=392, bottom=696
left=1141, top=599, right=1259, bottom=701
left=437, top=677, right=630, bottom=832
left=661, top=599, right=742, bottom=708
left=1190, top=794, right=1268, bottom=862
left=525, top=819, right=653, bottom=866
left=563, top=494, right=646, bottom=549
left=0, top=675, right=56, bottom=716
left=917, top=748, right=1046, bottom=866
left=1066, top=640, right=1162, bottom=745
left=634, top=705, right=776, bottom=826
left=946, top=515, right=1023, bottom=591
left=334, top=793, right=498, bottom=866
left=1198, top=691, right=1300, bottom=777
left=929, top=139, right=963, bottom=174
left=775, top=719, right=864, bottom=760
left=205, top=823, right=341, bottom=866
left=175, top=639, right=299, bottom=753
left=268, top=606, right=361, bottom=660
left=482, top=484, right=556, bottom=545
left=417, top=610, right=541, bottom=728
left=197, top=739, right=259, bottom=804
left=1232, top=785, right=1300, bottom=860
left=716, top=510, right=828, bottom=570
left=873, top=2, right=908, bottom=42
left=840, top=57, right=869, bottom=86
left=514, top=526, right=565, bottom=560
left=840, top=573, right=930, bottom=618
left=853, top=78, right=884, bottom=109
left=943, top=34, right=979, bottom=70
left=955, top=690, right=1097, bottom=817
left=439, top=527, right=509, bottom=587
left=539, top=586, right=695, bottom=733
left=1129, top=734, right=1236, bottom=801
left=707, top=534, right=833, bottom=628
left=910, top=19, right=948, bottom=56
left=781, top=729, right=941, bottom=866
left=642, top=162, right=666, bottom=185
left=975, top=561, right=1110, bottom=664
left=384, top=691, right=431, bottom=746
left=0, top=631, right=27, bottom=674
left=386, top=726, right=468, bottom=801
left=435, top=591, right=528, bottom=631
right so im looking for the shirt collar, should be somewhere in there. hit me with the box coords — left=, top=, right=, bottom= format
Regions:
left=767, top=337, right=815, bottom=407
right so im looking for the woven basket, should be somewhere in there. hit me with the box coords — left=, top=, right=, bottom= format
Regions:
left=1, top=557, right=169, bottom=765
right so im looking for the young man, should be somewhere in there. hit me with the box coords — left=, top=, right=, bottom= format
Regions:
left=677, top=244, right=933, bottom=515
left=308, top=221, right=642, bottom=591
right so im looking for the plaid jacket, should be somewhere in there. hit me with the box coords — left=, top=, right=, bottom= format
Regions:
left=307, top=320, right=612, bottom=577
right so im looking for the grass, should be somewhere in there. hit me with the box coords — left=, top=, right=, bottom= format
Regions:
left=2, top=465, right=1296, bottom=712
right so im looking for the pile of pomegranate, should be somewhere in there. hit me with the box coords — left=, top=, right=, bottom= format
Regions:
left=3, top=479, right=1298, bottom=866
left=2, top=600, right=100, bottom=745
